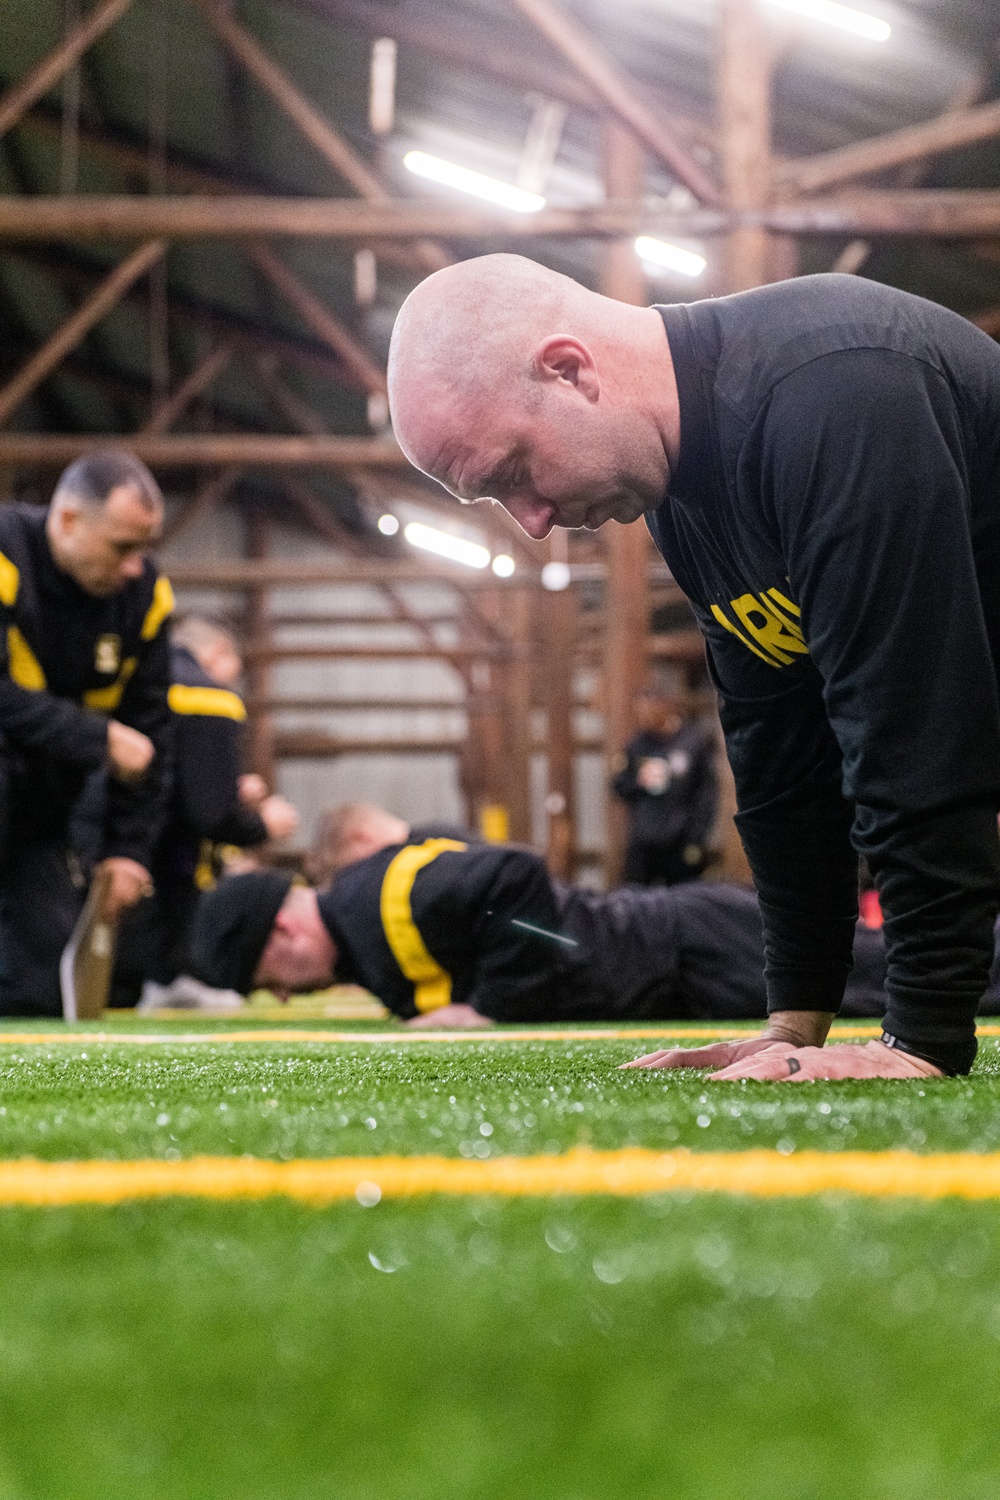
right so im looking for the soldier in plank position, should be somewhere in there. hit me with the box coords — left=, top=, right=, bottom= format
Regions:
left=386, top=258, right=1000, bottom=1081
left=187, top=838, right=900, bottom=1027
left=0, top=452, right=173, bottom=1016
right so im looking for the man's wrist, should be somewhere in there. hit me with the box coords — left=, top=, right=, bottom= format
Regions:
left=763, top=1011, right=835, bottom=1048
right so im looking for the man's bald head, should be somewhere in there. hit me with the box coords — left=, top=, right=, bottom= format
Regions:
left=388, top=254, right=679, bottom=539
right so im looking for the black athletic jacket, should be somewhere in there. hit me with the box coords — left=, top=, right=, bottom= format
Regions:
left=649, top=275, right=1000, bottom=1072
left=157, top=645, right=267, bottom=884
left=0, top=503, right=172, bottom=865
left=611, top=721, right=717, bottom=848
left=320, top=837, right=772, bottom=1022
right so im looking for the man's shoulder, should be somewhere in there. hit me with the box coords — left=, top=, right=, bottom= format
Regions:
left=679, top=274, right=1000, bottom=411
left=169, top=644, right=214, bottom=690
left=0, top=503, right=46, bottom=572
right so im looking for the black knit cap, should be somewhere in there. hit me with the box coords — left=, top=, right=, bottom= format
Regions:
left=189, top=870, right=295, bottom=994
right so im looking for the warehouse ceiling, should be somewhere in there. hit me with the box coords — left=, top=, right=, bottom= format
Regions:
left=1, top=0, right=999, bottom=530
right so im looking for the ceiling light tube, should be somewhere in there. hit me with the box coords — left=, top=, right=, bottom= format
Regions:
left=765, top=0, right=891, bottom=41
left=404, top=521, right=491, bottom=569
left=635, top=236, right=706, bottom=278
left=403, top=151, right=546, bottom=213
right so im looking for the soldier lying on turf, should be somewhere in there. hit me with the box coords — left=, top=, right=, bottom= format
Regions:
left=187, top=836, right=908, bottom=1027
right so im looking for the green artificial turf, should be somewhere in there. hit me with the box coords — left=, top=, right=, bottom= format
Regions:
left=0, top=1022, right=998, bottom=1498
left=0, top=1031, right=998, bottom=1160
left=0, top=1193, right=997, bottom=1500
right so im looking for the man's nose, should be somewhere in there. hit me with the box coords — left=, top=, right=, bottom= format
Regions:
left=505, top=497, right=555, bottom=540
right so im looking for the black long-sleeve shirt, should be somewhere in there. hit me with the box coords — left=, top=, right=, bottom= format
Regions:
left=611, top=721, right=717, bottom=848
left=0, top=503, right=172, bottom=866
left=648, top=274, right=1000, bottom=1072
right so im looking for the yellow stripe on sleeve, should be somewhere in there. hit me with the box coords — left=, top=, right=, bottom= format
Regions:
left=6, top=627, right=45, bottom=690
left=141, top=575, right=174, bottom=640
left=168, top=684, right=247, bottom=721
left=379, top=838, right=467, bottom=1013
left=0, top=552, right=19, bottom=608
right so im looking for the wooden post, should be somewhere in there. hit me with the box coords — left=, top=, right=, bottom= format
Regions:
left=542, top=536, right=576, bottom=878
left=504, top=585, right=534, bottom=844
left=600, top=118, right=650, bottom=884
left=716, top=0, right=773, bottom=293
left=243, top=507, right=277, bottom=786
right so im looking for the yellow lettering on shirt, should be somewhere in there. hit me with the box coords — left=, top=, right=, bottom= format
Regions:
left=711, top=586, right=809, bottom=669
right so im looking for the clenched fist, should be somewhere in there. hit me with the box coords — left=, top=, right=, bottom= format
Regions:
left=107, top=720, right=154, bottom=781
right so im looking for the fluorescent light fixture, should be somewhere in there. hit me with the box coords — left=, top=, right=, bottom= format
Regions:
left=377, top=513, right=399, bottom=536
left=635, top=236, right=706, bottom=278
left=491, top=553, right=516, bottom=577
left=404, top=521, right=491, bottom=569
left=765, top=0, right=890, bottom=41
left=403, top=150, right=546, bottom=213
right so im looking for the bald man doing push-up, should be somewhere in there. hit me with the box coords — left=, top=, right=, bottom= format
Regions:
left=388, top=256, right=1000, bottom=1084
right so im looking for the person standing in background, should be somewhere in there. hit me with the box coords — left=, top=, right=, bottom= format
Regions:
left=611, top=681, right=718, bottom=886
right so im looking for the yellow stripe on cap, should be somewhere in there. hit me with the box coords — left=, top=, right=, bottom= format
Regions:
left=168, top=684, right=246, bottom=721
left=84, top=657, right=137, bottom=713
left=141, top=575, right=174, bottom=640
left=379, top=838, right=467, bottom=1013
left=0, top=552, right=19, bottom=608
left=6, top=627, right=45, bottom=690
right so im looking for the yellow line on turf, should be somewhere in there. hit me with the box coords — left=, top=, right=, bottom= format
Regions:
left=0, top=1025, right=889, bottom=1045
left=0, top=1024, right=998, bottom=1047
left=3, top=1148, right=1000, bottom=1205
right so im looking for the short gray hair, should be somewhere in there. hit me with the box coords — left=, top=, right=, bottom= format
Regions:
left=52, top=450, right=162, bottom=512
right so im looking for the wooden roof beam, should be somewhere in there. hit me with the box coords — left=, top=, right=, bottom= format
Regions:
left=7, top=192, right=1000, bottom=238
left=0, top=433, right=406, bottom=468
left=0, top=238, right=164, bottom=428
left=776, top=97, right=1000, bottom=198
left=509, top=0, right=720, bottom=205
left=142, top=342, right=235, bottom=435
left=193, top=0, right=448, bottom=274
left=0, top=0, right=136, bottom=141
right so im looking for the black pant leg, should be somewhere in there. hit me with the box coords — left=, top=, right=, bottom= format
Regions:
left=0, top=836, right=86, bottom=1017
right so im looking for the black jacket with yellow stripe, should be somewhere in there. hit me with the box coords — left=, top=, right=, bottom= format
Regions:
left=159, top=644, right=266, bottom=883
left=321, top=839, right=584, bottom=1022
left=0, top=503, right=172, bottom=864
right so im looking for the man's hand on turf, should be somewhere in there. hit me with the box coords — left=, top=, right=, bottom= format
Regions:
left=620, top=1011, right=835, bottom=1073
left=406, top=1004, right=495, bottom=1030
left=95, top=857, right=153, bottom=920
left=706, top=1039, right=943, bottom=1082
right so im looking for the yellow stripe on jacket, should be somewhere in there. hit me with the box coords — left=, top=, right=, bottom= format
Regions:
left=379, top=839, right=467, bottom=1013
left=167, top=684, right=246, bottom=721
left=141, top=576, right=174, bottom=640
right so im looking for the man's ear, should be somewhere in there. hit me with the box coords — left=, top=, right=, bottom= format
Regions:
left=532, top=336, right=600, bottom=402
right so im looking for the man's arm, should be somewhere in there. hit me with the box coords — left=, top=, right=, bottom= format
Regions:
left=770, top=350, right=1000, bottom=1074
left=103, top=608, right=173, bottom=866
left=0, top=608, right=108, bottom=766
left=170, top=697, right=269, bottom=848
left=461, top=850, right=576, bottom=1022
